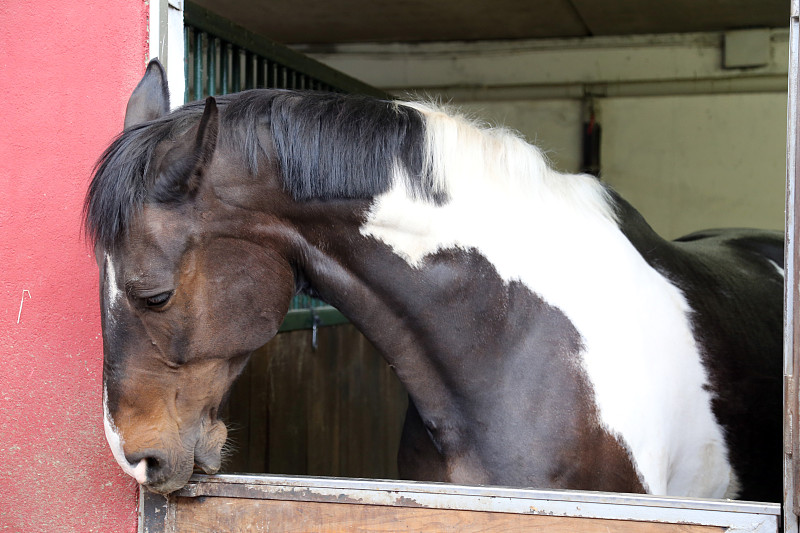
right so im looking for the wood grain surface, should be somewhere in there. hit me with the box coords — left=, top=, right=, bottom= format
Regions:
left=173, top=497, right=725, bottom=533
left=221, top=324, right=408, bottom=479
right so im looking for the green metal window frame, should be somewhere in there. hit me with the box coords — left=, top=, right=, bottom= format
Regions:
left=184, top=2, right=388, bottom=331
left=184, top=2, right=388, bottom=100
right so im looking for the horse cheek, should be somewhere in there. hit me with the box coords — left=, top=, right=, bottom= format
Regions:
left=196, top=263, right=292, bottom=358
left=233, top=267, right=294, bottom=352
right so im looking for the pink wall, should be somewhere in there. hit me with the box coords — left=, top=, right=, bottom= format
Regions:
left=0, top=1, right=148, bottom=531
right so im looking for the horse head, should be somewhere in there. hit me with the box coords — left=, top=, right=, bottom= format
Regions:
left=88, top=60, right=296, bottom=493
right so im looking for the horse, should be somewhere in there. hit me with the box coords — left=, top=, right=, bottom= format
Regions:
left=85, top=59, right=783, bottom=501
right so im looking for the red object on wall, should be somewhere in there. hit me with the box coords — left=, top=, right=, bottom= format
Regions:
left=0, top=1, right=148, bottom=531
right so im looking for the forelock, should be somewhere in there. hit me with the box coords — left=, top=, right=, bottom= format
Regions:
left=83, top=106, right=203, bottom=250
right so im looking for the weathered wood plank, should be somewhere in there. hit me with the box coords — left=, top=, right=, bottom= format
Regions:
left=172, top=497, right=725, bottom=533
left=267, top=330, right=310, bottom=475
left=223, top=344, right=253, bottom=473
left=247, top=340, right=270, bottom=472
left=221, top=324, right=407, bottom=479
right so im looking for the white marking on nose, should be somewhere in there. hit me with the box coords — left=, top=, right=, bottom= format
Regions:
left=103, top=386, right=148, bottom=484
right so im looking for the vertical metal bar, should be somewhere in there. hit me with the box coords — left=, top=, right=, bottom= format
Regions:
left=193, top=30, right=203, bottom=100
left=232, top=46, right=241, bottom=92
left=220, top=41, right=229, bottom=95
left=184, top=26, right=190, bottom=104
left=208, top=37, right=216, bottom=96
left=257, top=58, right=266, bottom=89
left=279, top=65, right=287, bottom=89
left=786, top=2, right=800, bottom=532
left=245, top=52, right=254, bottom=90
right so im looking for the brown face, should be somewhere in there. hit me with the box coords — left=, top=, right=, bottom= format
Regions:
left=100, top=199, right=296, bottom=493
left=96, top=61, right=297, bottom=493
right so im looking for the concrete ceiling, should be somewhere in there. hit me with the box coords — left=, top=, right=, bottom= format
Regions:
left=192, top=0, right=790, bottom=45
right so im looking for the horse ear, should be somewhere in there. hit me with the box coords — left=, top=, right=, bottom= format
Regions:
left=124, top=59, right=170, bottom=129
left=194, top=97, right=219, bottom=169
left=153, top=97, right=219, bottom=203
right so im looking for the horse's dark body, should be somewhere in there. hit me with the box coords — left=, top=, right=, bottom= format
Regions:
left=614, top=196, right=783, bottom=500
left=86, top=60, right=783, bottom=500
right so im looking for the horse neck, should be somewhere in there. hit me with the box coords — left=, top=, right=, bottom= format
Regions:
left=288, top=166, right=621, bottom=336
left=286, top=171, right=628, bottom=443
left=292, top=207, right=586, bottom=467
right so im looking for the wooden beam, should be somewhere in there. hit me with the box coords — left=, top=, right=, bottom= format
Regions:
left=173, top=497, right=724, bottom=533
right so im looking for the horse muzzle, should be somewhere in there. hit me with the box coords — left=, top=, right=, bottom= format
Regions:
left=124, top=448, right=195, bottom=494
left=123, top=424, right=226, bottom=494
left=105, top=408, right=228, bottom=494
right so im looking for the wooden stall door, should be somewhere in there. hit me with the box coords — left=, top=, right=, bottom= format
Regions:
left=219, top=324, right=408, bottom=479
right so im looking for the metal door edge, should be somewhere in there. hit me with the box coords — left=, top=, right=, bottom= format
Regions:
left=140, top=473, right=780, bottom=533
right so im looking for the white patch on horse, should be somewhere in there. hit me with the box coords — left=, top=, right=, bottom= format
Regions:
left=104, top=254, right=123, bottom=322
left=768, top=259, right=784, bottom=277
left=103, top=386, right=148, bottom=484
left=361, top=102, right=735, bottom=498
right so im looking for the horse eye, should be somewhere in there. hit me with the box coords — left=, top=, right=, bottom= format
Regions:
left=145, top=291, right=173, bottom=309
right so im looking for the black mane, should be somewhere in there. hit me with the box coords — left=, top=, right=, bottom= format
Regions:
left=85, top=90, right=438, bottom=250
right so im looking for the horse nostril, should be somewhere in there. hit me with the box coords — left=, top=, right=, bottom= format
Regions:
left=126, top=449, right=171, bottom=484
left=145, top=455, right=161, bottom=470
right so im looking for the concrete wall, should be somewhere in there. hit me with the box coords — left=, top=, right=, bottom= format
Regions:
left=458, top=99, right=584, bottom=176
left=601, top=93, right=786, bottom=238
left=0, top=1, right=148, bottom=531
left=300, top=30, right=789, bottom=239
